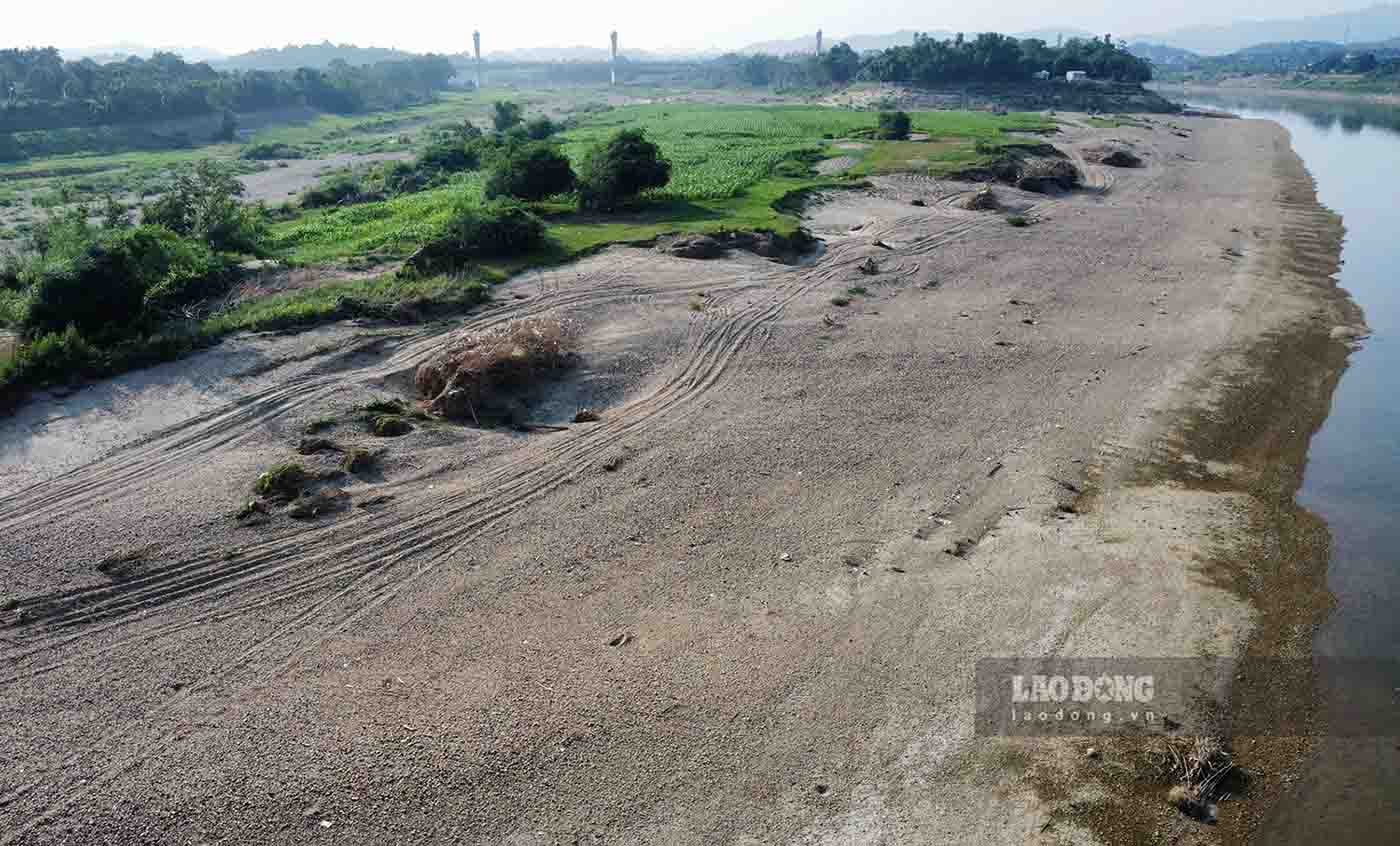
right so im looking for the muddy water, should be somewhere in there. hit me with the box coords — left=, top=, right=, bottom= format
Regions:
left=1183, top=90, right=1400, bottom=844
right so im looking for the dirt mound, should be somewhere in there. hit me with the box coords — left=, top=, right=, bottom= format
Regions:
left=664, top=235, right=726, bottom=259
left=962, top=187, right=999, bottom=211
left=660, top=231, right=811, bottom=261
left=1100, top=149, right=1143, bottom=168
left=415, top=317, right=579, bottom=422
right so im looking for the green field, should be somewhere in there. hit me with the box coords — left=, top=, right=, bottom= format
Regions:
left=269, top=103, right=1053, bottom=266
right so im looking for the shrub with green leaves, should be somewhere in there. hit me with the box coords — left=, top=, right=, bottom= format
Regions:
left=576, top=129, right=672, bottom=212
left=492, top=101, right=524, bottom=132
left=877, top=111, right=912, bottom=140
left=21, top=226, right=229, bottom=334
left=405, top=199, right=545, bottom=275
left=484, top=142, right=576, bottom=201
left=418, top=138, right=479, bottom=175
left=142, top=160, right=266, bottom=254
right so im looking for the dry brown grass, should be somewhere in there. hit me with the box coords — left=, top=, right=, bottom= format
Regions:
left=1152, top=736, right=1235, bottom=819
left=416, top=317, right=579, bottom=422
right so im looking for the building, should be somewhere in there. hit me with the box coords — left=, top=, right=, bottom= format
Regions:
left=1065, top=70, right=1088, bottom=83
left=1033, top=70, right=1051, bottom=81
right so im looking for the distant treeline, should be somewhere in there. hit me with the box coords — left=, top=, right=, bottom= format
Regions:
left=470, top=32, right=1151, bottom=89
left=0, top=48, right=457, bottom=134
left=1143, top=38, right=1400, bottom=81
left=859, top=32, right=1151, bottom=84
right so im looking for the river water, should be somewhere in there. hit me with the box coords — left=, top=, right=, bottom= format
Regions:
left=1173, top=88, right=1400, bottom=843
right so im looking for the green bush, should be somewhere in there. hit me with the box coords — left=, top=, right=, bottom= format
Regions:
left=492, top=101, right=524, bottom=132
left=301, top=173, right=369, bottom=208
left=877, top=111, right=912, bottom=140
left=240, top=142, right=304, bottom=160
left=21, top=225, right=229, bottom=334
left=577, top=129, right=672, bottom=212
left=405, top=199, right=545, bottom=275
left=484, top=142, right=576, bottom=201
left=418, top=138, right=479, bottom=175
left=141, top=160, right=266, bottom=254
left=525, top=116, right=559, bottom=140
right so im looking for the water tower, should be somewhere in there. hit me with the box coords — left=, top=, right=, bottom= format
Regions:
left=472, top=31, right=482, bottom=89
left=610, top=31, right=619, bottom=85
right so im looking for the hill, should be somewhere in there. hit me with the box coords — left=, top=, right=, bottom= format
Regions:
left=219, top=42, right=421, bottom=71
left=1131, top=3, right=1400, bottom=55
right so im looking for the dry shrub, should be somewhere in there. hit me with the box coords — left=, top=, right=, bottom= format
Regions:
left=416, top=317, right=579, bottom=421
left=963, top=187, right=999, bottom=211
left=1153, top=736, right=1235, bottom=819
left=1015, top=158, right=1081, bottom=193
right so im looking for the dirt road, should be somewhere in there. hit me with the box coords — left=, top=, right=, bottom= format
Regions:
left=0, top=117, right=1355, bottom=844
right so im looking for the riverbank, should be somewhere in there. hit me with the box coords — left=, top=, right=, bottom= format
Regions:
left=1155, top=79, right=1400, bottom=107
left=0, top=115, right=1357, bottom=844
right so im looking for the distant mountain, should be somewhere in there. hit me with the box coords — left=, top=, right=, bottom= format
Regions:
left=1131, top=3, right=1400, bottom=55
left=219, top=42, right=422, bottom=70
left=1127, top=42, right=1202, bottom=67
left=60, top=43, right=227, bottom=63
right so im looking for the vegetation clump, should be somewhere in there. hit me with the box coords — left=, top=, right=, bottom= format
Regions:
left=403, top=199, right=546, bottom=275
left=370, top=416, right=414, bottom=437
left=877, top=111, right=912, bottom=140
left=484, top=142, right=576, bottom=201
left=415, top=317, right=579, bottom=422
left=254, top=462, right=309, bottom=499
left=577, top=129, right=672, bottom=212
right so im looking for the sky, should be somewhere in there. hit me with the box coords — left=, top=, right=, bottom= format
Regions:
left=4, top=0, right=1385, bottom=54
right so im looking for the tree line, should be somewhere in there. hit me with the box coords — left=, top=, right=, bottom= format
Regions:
left=0, top=48, right=457, bottom=134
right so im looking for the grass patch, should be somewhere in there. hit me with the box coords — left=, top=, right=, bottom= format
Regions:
left=253, top=462, right=308, bottom=499
left=846, top=285, right=869, bottom=296
left=1006, top=215, right=1030, bottom=227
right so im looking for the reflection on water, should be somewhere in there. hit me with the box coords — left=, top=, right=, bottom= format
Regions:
left=1170, top=88, right=1400, bottom=845
left=1166, top=85, right=1400, bottom=137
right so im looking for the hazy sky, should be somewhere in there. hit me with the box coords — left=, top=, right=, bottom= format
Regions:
left=6, top=0, right=1382, bottom=53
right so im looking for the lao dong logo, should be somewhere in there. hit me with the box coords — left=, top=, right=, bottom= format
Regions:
left=1012, top=673, right=1155, bottom=705
left=1008, top=673, right=1158, bottom=728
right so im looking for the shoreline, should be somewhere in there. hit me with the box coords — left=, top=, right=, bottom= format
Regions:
left=1154, top=80, right=1400, bottom=107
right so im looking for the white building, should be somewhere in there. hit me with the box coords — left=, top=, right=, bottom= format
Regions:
left=1066, top=70, right=1088, bottom=82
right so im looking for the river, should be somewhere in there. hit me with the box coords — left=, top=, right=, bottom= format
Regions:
left=1172, top=88, right=1400, bottom=843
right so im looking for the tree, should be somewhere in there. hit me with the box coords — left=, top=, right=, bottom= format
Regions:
left=142, top=160, right=264, bottom=254
left=877, top=111, right=911, bottom=140
left=525, top=115, right=559, bottom=139
left=484, top=143, right=576, bottom=201
left=576, top=129, right=671, bottom=212
left=215, top=109, right=237, bottom=142
left=822, top=42, right=861, bottom=83
left=492, top=100, right=523, bottom=132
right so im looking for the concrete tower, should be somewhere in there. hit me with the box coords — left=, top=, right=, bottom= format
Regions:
left=472, top=31, right=482, bottom=90
left=610, top=31, right=619, bottom=85
left=816, top=29, right=823, bottom=55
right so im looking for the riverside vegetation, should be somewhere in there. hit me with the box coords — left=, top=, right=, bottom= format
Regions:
left=0, top=74, right=1056, bottom=409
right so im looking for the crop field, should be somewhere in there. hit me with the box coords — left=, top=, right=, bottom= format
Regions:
left=271, top=172, right=488, bottom=263
left=270, top=103, right=1053, bottom=264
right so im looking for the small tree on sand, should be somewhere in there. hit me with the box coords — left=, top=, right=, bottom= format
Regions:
left=877, top=110, right=912, bottom=140
left=576, top=129, right=671, bottom=212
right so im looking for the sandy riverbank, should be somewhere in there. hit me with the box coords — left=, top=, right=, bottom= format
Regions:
left=0, top=115, right=1356, bottom=845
